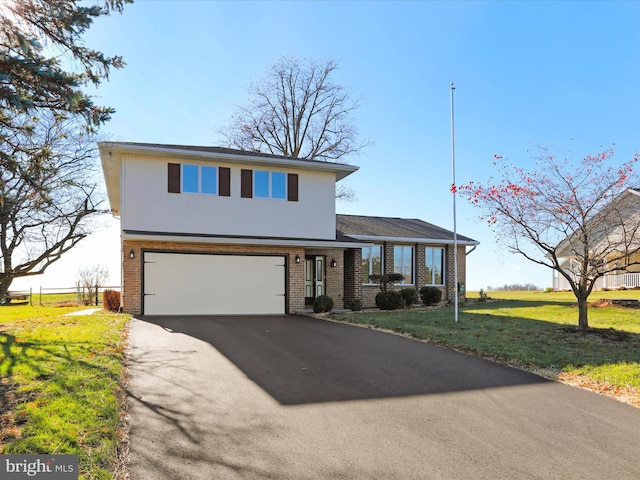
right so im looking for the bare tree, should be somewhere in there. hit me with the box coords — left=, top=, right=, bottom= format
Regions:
left=76, top=264, right=109, bottom=305
left=219, top=57, right=368, bottom=199
left=459, top=147, right=640, bottom=330
left=0, top=113, right=102, bottom=298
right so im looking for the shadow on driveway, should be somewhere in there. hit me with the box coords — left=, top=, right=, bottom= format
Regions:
left=137, top=314, right=547, bottom=405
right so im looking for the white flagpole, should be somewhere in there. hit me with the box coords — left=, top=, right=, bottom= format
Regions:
left=450, top=82, right=459, bottom=322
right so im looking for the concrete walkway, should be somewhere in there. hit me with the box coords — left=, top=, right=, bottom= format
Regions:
left=126, top=315, right=640, bottom=480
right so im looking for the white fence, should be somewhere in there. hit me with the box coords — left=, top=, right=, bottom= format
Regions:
left=553, top=272, right=640, bottom=291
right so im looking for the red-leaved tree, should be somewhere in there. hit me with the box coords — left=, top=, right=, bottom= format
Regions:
left=459, top=147, right=640, bottom=330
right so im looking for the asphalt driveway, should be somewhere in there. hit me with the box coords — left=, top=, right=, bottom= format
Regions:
left=126, top=314, right=640, bottom=480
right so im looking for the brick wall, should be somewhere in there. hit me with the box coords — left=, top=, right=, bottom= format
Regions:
left=356, top=242, right=467, bottom=308
left=122, top=239, right=469, bottom=314
left=444, top=244, right=467, bottom=302
left=343, top=248, right=362, bottom=308
left=122, top=239, right=306, bottom=315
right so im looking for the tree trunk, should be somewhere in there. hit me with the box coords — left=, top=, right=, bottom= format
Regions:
left=0, top=276, right=14, bottom=301
left=577, top=295, right=589, bottom=331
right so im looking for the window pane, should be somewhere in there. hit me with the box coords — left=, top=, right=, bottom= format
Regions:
left=272, top=172, right=286, bottom=199
left=254, top=170, right=269, bottom=197
left=403, top=247, right=413, bottom=284
left=433, top=248, right=443, bottom=285
left=201, top=166, right=217, bottom=194
left=394, top=246, right=413, bottom=284
left=361, top=248, right=371, bottom=282
left=371, top=245, right=382, bottom=276
left=182, top=164, right=198, bottom=193
left=394, top=246, right=402, bottom=276
left=425, top=248, right=433, bottom=284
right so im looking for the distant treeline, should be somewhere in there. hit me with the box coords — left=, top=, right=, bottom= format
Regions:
left=485, top=284, right=540, bottom=292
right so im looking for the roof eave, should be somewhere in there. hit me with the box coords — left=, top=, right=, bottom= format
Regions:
left=345, top=234, right=480, bottom=246
left=98, top=142, right=359, bottom=181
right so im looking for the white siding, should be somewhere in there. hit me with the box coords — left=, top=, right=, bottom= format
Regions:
left=121, top=154, right=336, bottom=239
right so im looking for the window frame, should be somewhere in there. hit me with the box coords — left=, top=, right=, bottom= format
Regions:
left=393, top=245, right=414, bottom=285
left=424, top=246, right=445, bottom=286
left=361, top=245, right=383, bottom=285
left=180, top=164, right=220, bottom=196
left=253, top=170, right=288, bottom=200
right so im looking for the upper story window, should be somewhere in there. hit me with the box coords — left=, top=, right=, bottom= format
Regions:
left=182, top=165, right=218, bottom=194
left=168, top=163, right=230, bottom=196
left=394, top=245, right=414, bottom=285
left=425, top=247, right=445, bottom=286
left=361, top=245, right=382, bottom=284
left=241, top=169, right=298, bottom=201
left=254, top=170, right=287, bottom=199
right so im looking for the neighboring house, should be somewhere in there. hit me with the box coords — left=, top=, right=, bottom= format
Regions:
left=553, top=188, right=640, bottom=291
left=99, top=142, right=479, bottom=315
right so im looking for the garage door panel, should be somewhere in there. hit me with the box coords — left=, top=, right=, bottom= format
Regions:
left=144, top=252, right=285, bottom=315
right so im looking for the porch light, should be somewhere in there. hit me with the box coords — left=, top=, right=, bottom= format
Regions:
left=129, top=250, right=135, bottom=259
left=330, top=258, right=337, bottom=268
left=295, top=254, right=301, bottom=263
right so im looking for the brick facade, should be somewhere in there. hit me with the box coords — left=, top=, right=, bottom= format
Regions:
left=122, top=239, right=348, bottom=315
left=343, top=248, right=362, bottom=308
left=351, top=242, right=467, bottom=309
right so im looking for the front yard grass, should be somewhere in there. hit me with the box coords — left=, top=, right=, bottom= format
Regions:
left=330, top=291, right=640, bottom=406
left=0, top=304, right=130, bottom=479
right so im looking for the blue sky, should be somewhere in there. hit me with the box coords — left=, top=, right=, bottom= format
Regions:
left=14, top=0, right=640, bottom=291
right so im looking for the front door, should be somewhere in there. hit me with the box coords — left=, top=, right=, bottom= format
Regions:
left=304, top=256, right=325, bottom=305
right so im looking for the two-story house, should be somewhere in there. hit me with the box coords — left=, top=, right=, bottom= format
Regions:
left=99, top=142, right=478, bottom=315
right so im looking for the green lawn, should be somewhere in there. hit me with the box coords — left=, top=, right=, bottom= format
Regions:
left=0, top=304, right=130, bottom=479
left=331, top=290, right=640, bottom=405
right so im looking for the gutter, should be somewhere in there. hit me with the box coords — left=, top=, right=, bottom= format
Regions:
left=345, top=234, right=480, bottom=246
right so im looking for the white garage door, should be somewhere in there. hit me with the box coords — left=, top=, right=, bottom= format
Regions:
left=143, top=252, right=286, bottom=315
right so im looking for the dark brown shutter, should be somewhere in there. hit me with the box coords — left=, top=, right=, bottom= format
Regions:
left=219, top=167, right=230, bottom=196
left=287, top=173, right=298, bottom=201
left=168, top=163, right=181, bottom=193
left=241, top=169, right=253, bottom=198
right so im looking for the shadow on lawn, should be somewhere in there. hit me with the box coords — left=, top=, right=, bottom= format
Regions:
left=0, top=330, right=123, bottom=449
left=136, top=314, right=549, bottom=406
left=433, top=303, right=640, bottom=372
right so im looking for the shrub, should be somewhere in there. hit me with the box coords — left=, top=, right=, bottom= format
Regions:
left=369, top=273, right=405, bottom=291
left=347, top=298, right=363, bottom=311
left=313, top=295, right=334, bottom=313
left=478, top=289, right=489, bottom=302
left=375, top=291, right=404, bottom=310
left=419, top=286, right=442, bottom=306
left=103, top=289, right=121, bottom=312
left=399, top=288, right=418, bottom=307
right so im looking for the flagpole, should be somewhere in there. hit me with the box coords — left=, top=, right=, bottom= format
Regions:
left=450, top=82, right=459, bottom=322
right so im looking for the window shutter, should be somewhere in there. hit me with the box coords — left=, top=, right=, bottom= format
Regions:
left=219, top=167, right=230, bottom=196
left=241, top=169, right=253, bottom=198
left=287, top=173, right=298, bottom=201
left=168, top=163, right=181, bottom=193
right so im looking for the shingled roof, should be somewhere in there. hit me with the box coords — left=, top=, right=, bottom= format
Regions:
left=100, top=142, right=354, bottom=167
left=336, top=214, right=478, bottom=245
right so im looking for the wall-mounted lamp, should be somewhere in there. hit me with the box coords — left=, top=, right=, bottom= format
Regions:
left=129, top=250, right=135, bottom=259
left=295, top=254, right=301, bottom=264
left=330, top=258, right=337, bottom=268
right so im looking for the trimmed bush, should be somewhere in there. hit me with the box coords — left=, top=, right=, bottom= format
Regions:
left=399, top=288, right=418, bottom=307
left=347, top=298, right=363, bottom=311
left=103, top=289, right=121, bottom=312
left=313, top=295, right=334, bottom=313
left=375, top=291, right=404, bottom=310
left=419, top=286, right=442, bottom=306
